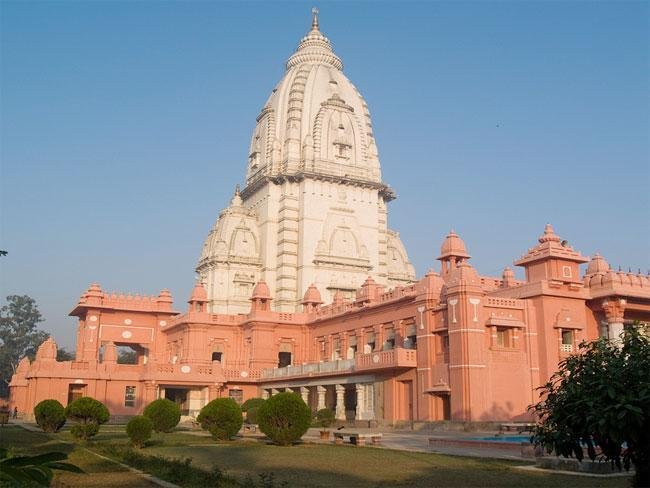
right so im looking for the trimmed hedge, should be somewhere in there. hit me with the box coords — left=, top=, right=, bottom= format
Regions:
left=257, top=392, right=311, bottom=446
left=143, top=399, right=181, bottom=433
left=65, top=397, right=109, bottom=440
left=126, top=415, right=153, bottom=448
left=241, top=397, right=266, bottom=412
left=197, top=398, right=243, bottom=440
left=34, top=399, right=66, bottom=433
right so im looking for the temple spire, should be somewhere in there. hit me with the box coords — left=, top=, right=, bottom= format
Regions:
left=311, top=7, right=319, bottom=30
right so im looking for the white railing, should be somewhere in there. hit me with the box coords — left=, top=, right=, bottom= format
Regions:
left=261, top=359, right=355, bottom=379
left=560, top=343, right=573, bottom=353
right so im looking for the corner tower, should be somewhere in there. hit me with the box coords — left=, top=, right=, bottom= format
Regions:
left=197, top=10, right=415, bottom=313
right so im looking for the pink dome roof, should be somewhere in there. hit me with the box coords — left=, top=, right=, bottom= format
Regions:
left=251, top=281, right=271, bottom=300
left=586, top=252, right=610, bottom=275
left=189, top=282, right=208, bottom=302
left=302, top=284, right=322, bottom=304
left=538, top=223, right=561, bottom=243
left=437, top=230, right=471, bottom=260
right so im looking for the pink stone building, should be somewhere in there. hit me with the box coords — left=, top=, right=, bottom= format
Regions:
left=9, top=226, right=650, bottom=423
left=8, top=14, right=650, bottom=424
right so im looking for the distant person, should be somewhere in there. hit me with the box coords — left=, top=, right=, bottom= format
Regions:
left=13, top=407, right=17, bottom=419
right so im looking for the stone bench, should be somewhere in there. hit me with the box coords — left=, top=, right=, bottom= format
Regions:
left=333, top=432, right=382, bottom=446
left=500, top=422, right=535, bottom=433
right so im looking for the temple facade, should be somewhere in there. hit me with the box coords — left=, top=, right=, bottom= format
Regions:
left=9, top=225, right=650, bottom=422
left=8, top=13, right=650, bottom=423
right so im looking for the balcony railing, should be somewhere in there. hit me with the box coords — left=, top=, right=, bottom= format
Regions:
left=261, top=348, right=417, bottom=379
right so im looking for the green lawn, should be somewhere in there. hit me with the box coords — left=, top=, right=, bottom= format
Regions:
left=0, top=425, right=631, bottom=488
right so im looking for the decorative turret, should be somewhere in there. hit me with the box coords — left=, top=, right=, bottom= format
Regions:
left=156, top=289, right=173, bottom=311
left=437, top=230, right=471, bottom=278
left=188, top=282, right=208, bottom=313
left=514, top=224, right=588, bottom=284
left=286, top=8, right=343, bottom=71
left=301, top=284, right=323, bottom=313
left=585, top=252, right=610, bottom=275
left=332, top=290, right=345, bottom=306
left=356, top=276, right=384, bottom=305
left=501, top=267, right=516, bottom=288
left=250, top=281, right=272, bottom=312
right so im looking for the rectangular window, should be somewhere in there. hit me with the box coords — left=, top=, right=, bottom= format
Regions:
left=278, top=351, right=292, bottom=368
left=561, top=329, right=574, bottom=352
left=495, top=327, right=513, bottom=348
left=211, top=351, right=223, bottom=362
left=124, top=386, right=136, bottom=407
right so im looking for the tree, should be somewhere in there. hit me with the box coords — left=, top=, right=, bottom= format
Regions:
left=56, top=348, right=75, bottom=362
left=65, top=397, right=110, bottom=441
left=142, top=399, right=181, bottom=433
left=34, top=400, right=66, bottom=433
left=257, top=392, right=311, bottom=446
left=531, top=325, right=650, bottom=487
left=197, top=398, right=243, bottom=440
left=0, top=296, right=48, bottom=397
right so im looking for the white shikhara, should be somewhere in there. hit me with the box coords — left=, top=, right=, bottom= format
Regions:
left=197, top=12, right=415, bottom=313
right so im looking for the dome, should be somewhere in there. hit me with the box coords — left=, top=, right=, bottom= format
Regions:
left=538, top=223, right=561, bottom=243
left=302, top=284, right=323, bottom=304
left=585, top=252, right=610, bottom=275
left=251, top=281, right=271, bottom=300
left=437, top=230, right=471, bottom=260
left=245, top=11, right=382, bottom=188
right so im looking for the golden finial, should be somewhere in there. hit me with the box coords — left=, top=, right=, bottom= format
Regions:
left=311, top=7, right=319, bottom=30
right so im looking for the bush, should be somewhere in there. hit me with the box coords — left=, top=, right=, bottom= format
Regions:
left=126, top=415, right=153, bottom=448
left=143, top=399, right=181, bottom=433
left=242, top=397, right=266, bottom=425
left=34, top=399, right=66, bottom=433
left=197, top=398, right=243, bottom=440
left=315, top=408, right=335, bottom=429
left=65, top=397, right=109, bottom=440
left=241, top=397, right=266, bottom=412
left=257, top=392, right=311, bottom=446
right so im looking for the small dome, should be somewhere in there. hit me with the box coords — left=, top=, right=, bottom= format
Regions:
left=437, top=230, right=471, bottom=260
left=302, top=284, right=322, bottom=304
left=586, top=253, right=610, bottom=275
left=189, top=282, right=208, bottom=302
left=251, top=281, right=271, bottom=300
left=157, top=289, right=173, bottom=303
left=286, top=10, right=343, bottom=71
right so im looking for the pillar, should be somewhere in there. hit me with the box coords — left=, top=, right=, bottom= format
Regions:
left=300, top=386, right=309, bottom=406
left=603, top=299, right=626, bottom=344
left=335, top=385, right=346, bottom=420
left=261, top=389, right=269, bottom=400
left=208, top=383, right=222, bottom=401
left=355, top=384, right=365, bottom=420
left=316, top=386, right=326, bottom=411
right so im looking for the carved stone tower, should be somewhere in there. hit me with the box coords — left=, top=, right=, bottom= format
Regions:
left=197, top=11, right=415, bottom=313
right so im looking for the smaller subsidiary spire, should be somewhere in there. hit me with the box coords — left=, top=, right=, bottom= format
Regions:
left=312, top=7, right=319, bottom=30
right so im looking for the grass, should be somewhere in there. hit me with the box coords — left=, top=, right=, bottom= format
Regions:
left=1, top=424, right=631, bottom=488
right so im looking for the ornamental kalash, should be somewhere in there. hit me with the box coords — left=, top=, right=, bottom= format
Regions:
left=10, top=11, right=650, bottom=424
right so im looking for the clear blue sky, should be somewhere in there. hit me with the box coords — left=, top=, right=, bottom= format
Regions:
left=1, top=1, right=648, bottom=350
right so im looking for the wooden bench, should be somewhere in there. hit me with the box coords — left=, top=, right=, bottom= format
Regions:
left=500, top=422, right=535, bottom=433
left=333, top=432, right=382, bottom=446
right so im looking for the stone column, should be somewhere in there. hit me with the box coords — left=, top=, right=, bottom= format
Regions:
left=603, top=299, right=626, bottom=344
left=143, top=381, right=158, bottom=406
left=299, top=386, right=309, bottom=406
left=365, top=383, right=375, bottom=420
left=335, top=385, right=346, bottom=420
left=208, top=383, right=222, bottom=401
left=355, top=384, right=365, bottom=420
left=316, top=386, right=326, bottom=411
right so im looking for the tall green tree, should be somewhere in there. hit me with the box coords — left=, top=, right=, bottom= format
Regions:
left=0, top=295, right=48, bottom=397
left=531, top=325, right=650, bottom=487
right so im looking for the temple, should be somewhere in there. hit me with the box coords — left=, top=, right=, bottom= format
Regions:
left=9, top=13, right=650, bottom=424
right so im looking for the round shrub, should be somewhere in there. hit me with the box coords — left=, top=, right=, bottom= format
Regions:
left=241, top=397, right=265, bottom=413
left=315, top=408, right=335, bottom=429
left=126, top=415, right=153, bottom=448
left=65, top=397, right=109, bottom=440
left=34, top=399, right=66, bottom=433
left=143, top=398, right=181, bottom=433
left=197, top=398, right=243, bottom=440
left=257, top=392, right=311, bottom=446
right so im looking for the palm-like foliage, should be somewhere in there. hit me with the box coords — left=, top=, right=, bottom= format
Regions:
left=0, top=447, right=83, bottom=487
